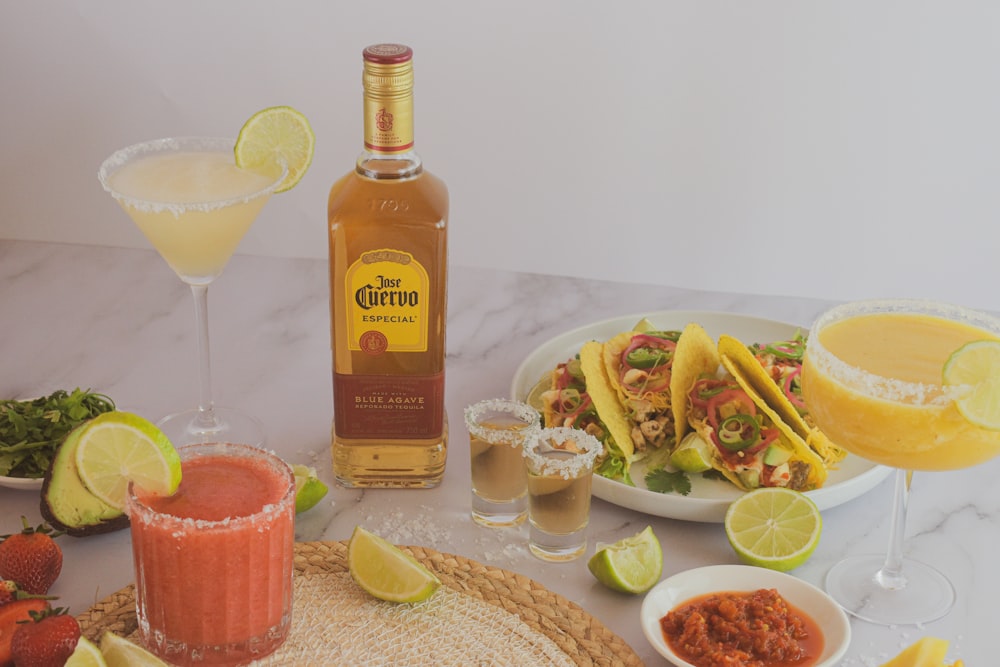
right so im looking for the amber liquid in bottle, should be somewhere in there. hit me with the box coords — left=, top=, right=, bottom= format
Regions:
left=328, top=44, right=449, bottom=488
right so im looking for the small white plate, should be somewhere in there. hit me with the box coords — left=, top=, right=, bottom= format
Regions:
left=0, top=475, right=44, bottom=491
left=640, top=565, right=850, bottom=667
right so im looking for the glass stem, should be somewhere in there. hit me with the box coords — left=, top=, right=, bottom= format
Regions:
left=875, top=468, right=912, bottom=590
left=189, top=283, right=217, bottom=428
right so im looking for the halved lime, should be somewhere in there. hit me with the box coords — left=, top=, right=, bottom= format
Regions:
left=100, top=631, right=170, bottom=667
left=74, top=412, right=181, bottom=511
left=724, top=487, right=821, bottom=572
left=65, top=637, right=108, bottom=667
left=587, top=526, right=663, bottom=594
left=292, top=464, right=328, bottom=513
left=234, top=106, right=315, bottom=193
left=348, top=525, right=441, bottom=603
left=943, top=339, right=1000, bottom=430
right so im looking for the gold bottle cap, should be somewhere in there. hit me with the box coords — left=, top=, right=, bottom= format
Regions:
left=362, top=44, right=414, bottom=97
left=361, top=44, right=415, bottom=153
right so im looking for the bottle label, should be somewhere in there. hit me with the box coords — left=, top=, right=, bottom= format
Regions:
left=345, top=249, right=429, bottom=352
left=334, top=371, right=444, bottom=438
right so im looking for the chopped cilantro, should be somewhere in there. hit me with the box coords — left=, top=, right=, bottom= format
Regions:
left=645, top=467, right=692, bottom=495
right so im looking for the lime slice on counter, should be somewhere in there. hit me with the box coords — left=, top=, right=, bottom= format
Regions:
left=64, top=637, right=108, bottom=667
left=74, top=412, right=181, bottom=511
left=100, top=631, right=170, bottom=667
left=587, top=525, right=663, bottom=594
left=724, top=487, right=821, bottom=572
left=943, top=340, right=1000, bottom=430
left=292, top=463, right=328, bottom=513
left=348, top=525, right=441, bottom=603
left=234, top=106, right=315, bottom=193
left=669, top=432, right=713, bottom=473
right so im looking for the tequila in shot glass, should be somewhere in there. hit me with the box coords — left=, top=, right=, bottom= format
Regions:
left=464, top=398, right=541, bottom=527
left=127, top=442, right=295, bottom=665
left=523, top=427, right=603, bottom=562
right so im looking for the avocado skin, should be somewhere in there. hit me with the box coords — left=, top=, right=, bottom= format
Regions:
left=39, top=423, right=129, bottom=537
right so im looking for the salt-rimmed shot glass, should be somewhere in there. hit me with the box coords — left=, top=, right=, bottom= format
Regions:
left=523, top=427, right=603, bottom=562
left=464, top=398, right=541, bottom=527
left=126, top=442, right=295, bottom=665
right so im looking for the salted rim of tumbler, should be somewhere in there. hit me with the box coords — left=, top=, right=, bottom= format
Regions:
left=523, top=426, right=604, bottom=478
left=805, top=298, right=1000, bottom=407
left=98, top=136, right=287, bottom=215
left=464, top=398, right=542, bottom=445
left=126, top=442, right=295, bottom=530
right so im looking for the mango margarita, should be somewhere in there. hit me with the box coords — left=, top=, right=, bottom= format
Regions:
left=801, top=303, right=1000, bottom=471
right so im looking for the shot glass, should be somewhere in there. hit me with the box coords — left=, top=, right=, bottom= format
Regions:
left=464, top=398, right=541, bottom=527
left=523, top=427, right=603, bottom=562
left=126, top=442, right=295, bottom=666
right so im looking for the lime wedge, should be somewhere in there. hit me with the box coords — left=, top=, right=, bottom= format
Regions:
left=73, top=412, right=181, bottom=511
left=99, top=632, right=170, bottom=667
left=348, top=525, right=441, bottom=603
left=65, top=637, right=108, bottom=667
left=943, top=340, right=1000, bottom=430
left=234, top=106, right=315, bottom=193
left=724, top=487, right=821, bottom=572
left=587, top=526, right=663, bottom=594
left=292, top=464, right=328, bottom=513
left=669, top=432, right=713, bottom=473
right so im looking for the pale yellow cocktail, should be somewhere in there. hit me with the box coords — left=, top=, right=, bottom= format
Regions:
left=802, top=310, right=1000, bottom=471
left=107, top=148, right=276, bottom=284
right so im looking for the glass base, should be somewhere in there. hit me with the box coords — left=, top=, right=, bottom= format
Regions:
left=157, top=407, right=266, bottom=448
left=528, top=526, right=586, bottom=562
left=825, top=554, right=956, bottom=625
left=471, top=493, right=527, bottom=527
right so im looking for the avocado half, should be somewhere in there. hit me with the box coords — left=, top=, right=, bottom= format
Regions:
left=40, top=423, right=129, bottom=536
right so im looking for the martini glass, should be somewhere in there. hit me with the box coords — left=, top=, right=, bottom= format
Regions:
left=800, top=298, right=1000, bottom=625
left=99, top=137, right=286, bottom=447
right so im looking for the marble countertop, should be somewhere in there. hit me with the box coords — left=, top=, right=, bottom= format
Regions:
left=1, top=239, right=994, bottom=666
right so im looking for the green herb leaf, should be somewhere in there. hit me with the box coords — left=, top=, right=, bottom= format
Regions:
left=645, top=467, right=692, bottom=495
left=0, top=389, right=115, bottom=478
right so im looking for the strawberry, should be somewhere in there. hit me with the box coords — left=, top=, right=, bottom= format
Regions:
left=0, top=598, right=50, bottom=667
left=10, top=607, right=80, bottom=667
left=0, top=517, right=63, bottom=595
left=0, top=580, right=54, bottom=607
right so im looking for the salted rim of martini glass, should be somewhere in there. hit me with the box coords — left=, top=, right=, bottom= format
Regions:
left=98, top=137, right=287, bottom=447
left=806, top=297, right=1000, bottom=626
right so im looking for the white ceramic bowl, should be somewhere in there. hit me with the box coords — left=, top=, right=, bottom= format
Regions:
left=640, top=564, right=850, bottom=667
left=0, top=475, right=44, bottom=491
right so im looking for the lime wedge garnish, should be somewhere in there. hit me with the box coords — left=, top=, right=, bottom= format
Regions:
left=587, top=525, right=663, bottom=594
left=292, top=463, right=328, bottom=513
left=64, top=637, right=108, bottom=667
left=234, top=105, right=315, bottom=193
left=100, top=631, right=170, bottom=667
left=943, top=339, right=1000, bottom=430
left=724, top=487, right=821, bottom=572
left=348, top=525, right=441, bottom=603
left=73, top=412, right=181, bottom=511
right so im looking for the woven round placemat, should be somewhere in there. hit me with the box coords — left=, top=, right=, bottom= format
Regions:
left=78, top=540, right=642, bottom=666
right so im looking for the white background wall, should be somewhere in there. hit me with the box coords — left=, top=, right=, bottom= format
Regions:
left=2, top=1, right=998, bottom=310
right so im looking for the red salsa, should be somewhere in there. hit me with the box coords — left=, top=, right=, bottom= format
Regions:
left=660, top=588, right=823, bottom=667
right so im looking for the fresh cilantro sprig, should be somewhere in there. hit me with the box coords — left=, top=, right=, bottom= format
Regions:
left=0, top=389, right=115, bottom=478
left=644, top=467, right=692, bottom=496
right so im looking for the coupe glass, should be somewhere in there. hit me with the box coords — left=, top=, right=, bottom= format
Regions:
left=99, top=137, right=285, bottom=446
left=801, top=298, right=1000, bottom=625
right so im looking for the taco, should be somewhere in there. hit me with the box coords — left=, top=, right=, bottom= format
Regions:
left=593, top=322, right=719, bottom=464
left=536, top=347, right=634, bottom=483
left=719, top=332, right=846, bottom=466
left=684, top=367, right=828, bottom=492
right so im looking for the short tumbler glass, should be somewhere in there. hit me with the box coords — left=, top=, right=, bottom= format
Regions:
left=127, top=442, right=295, bottom=666
left=523, top=427, right=603, bottom=562
left=464, top=398, right=541, bottom=527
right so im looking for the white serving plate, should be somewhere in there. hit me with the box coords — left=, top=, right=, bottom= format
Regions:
left=511, top=310, right=892, bottom=522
